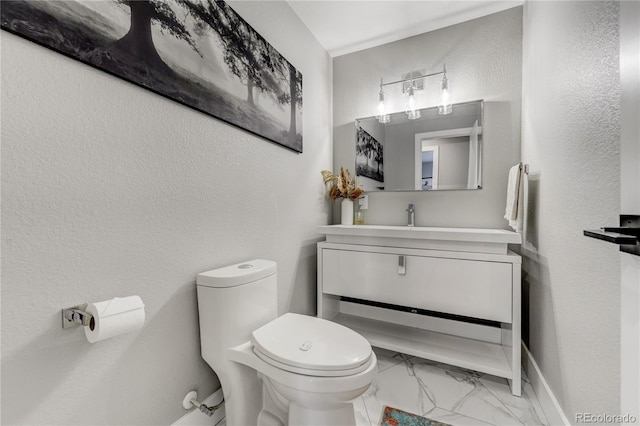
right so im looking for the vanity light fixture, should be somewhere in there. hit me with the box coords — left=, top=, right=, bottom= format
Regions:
left=376, top=64, right=452, bottom=123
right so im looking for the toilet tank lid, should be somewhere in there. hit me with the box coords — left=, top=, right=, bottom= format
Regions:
left=197, top=259, right=276, bottom=288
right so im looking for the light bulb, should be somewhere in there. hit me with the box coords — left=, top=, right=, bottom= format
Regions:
left=375, top=82, right=390, bottom=124
left=439, top=73, right=452, bottom=115
left=377, top=91, right=386, bottom=115
left=407, top=87, right=416, bottom=109
left=406, top=84, right=421, bottom=120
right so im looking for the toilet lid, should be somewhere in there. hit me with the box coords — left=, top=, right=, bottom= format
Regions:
left=250, top=313, right=372, bottom=376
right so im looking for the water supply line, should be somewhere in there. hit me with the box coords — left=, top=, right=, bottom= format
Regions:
left=182, top=391, right=224, bottom=417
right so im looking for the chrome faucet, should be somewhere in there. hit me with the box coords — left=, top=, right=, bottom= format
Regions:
left=406, top=204, right=415, bottom=227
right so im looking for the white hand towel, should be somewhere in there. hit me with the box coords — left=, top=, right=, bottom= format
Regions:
left=512, top=172, right=526, bottom=233
left=504, top=163, right=522, bottom=224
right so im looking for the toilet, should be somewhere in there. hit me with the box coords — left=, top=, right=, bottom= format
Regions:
left=196, top=259, right=377, bottom=426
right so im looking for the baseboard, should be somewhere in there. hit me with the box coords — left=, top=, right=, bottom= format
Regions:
left=522, top=343, right=571, bottom=426
left=171, top=389, right=225, bottom=426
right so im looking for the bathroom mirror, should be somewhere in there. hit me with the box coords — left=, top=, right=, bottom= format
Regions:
left=355, top=100, right=483, bottom=192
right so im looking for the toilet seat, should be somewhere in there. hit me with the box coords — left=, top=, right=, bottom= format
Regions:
left=250, top=313, right=372, bottom=377
left=253, top=347, right=374, bottom=377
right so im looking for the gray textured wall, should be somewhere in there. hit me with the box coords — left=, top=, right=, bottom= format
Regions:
left=521, top=0, right=621, bottom=419
left=0, top=2, right=332, bottom=424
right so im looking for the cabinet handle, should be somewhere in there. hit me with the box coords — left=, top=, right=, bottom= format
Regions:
left=398, top=255, right=406, bottom=275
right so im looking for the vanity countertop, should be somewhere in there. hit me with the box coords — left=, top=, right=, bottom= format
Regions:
left=317, top=225, right=522, bottom=245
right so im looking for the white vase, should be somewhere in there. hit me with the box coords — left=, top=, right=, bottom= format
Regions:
left=341, top=199, right=354, bottom=225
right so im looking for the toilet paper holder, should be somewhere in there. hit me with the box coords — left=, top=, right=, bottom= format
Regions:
left=62, top=304, right=94, bottom=329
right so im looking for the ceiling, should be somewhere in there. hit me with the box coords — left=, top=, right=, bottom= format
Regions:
left=287, top=1, right=524, bottom=57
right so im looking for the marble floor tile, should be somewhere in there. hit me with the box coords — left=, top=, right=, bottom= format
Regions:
left=424, top=407, right=494, bottom=425
left=362, top=356, right=438, bottom=419
left=479, top=374, right=549, bottom=426
left=358, top=348, right=549, bottom=426
left=373, top=347, right=409, bottom=373
left=354, top=396, right=372, bottom=426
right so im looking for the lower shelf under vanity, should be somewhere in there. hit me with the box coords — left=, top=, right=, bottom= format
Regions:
left=333, top=313, right=514, bottom=379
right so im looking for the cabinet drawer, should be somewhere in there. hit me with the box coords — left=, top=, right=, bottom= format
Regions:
left=322, top=249, right=512, bottom=323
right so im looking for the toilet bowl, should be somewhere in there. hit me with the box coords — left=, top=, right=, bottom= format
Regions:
left=196, top=259, right=377, bottom=425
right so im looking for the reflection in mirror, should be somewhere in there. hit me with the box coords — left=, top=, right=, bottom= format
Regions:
left=355, top=100, right=483, bottom=192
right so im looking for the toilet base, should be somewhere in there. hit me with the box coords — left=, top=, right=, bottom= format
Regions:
left=228, top=341, right=376, bottom=426
left=288, top=403, right=355, bottom=426
left=266, top=376, right=367, bottom=426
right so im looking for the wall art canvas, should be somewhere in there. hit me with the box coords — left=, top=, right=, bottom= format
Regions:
left=1, top=0, right=303, bottom=152
left=356, top=126, right=384, bottom=182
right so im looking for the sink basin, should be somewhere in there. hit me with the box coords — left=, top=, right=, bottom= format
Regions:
left=317, top=225, right=521, bottom=254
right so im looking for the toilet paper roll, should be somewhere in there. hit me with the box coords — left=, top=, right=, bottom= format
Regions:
left=84, top=296, right=145, bottom=343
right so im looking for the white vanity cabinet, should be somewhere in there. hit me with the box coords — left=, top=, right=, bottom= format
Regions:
left=317, top=225, right=523, bottom=396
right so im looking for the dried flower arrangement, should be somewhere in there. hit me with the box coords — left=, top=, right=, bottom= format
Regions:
left=321, top=167, right=363, bottom=201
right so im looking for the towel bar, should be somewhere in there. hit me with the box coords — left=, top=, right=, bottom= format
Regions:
left=584, top=215, right=640, bottom=256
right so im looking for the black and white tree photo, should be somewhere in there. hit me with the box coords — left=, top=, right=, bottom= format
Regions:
left=356, top=126, right=384, bottom=182
left=1, top=0, right=304, bottom=152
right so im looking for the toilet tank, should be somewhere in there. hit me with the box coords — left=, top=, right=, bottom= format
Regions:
left=196, top=259, right=278, bottom=363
